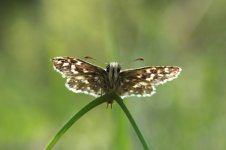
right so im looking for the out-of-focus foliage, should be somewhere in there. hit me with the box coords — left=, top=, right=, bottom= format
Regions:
left=0, top=0, right=226, bottom=150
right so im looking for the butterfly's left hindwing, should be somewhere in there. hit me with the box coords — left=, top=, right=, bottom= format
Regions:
left=118, top=66, right=181, bottom=98
left=52, top=57, right=106, bottom=97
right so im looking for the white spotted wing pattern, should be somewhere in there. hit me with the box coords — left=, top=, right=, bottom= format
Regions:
left=119, top=66, right=181, bottom=98
left=52, top=57, right=106, bottom=97
left=51, top=56, right=182, bottom=99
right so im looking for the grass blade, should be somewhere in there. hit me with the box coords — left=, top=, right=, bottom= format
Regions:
left=45, top=93, right=114, bottom=150
left=45, top=92, right=152, bottom=150
left=114, top=94, right=151, bottom=150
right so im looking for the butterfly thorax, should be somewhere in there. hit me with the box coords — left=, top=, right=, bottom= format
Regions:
left=105, top=62, right=121, bottom=92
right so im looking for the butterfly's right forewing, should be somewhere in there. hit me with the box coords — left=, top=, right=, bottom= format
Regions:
left=52, top=57, right=106, bottom=97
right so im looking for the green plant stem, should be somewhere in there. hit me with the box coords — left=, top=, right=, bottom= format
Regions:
left=114, top=94, right=150, bottom=150
left=45, top=92, right=151, bottom=150
left=45, top=93, right=114, bottom=150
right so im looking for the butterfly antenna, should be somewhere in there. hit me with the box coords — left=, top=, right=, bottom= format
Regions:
left=83, top=56, right=107, bottom=66
left=134, top=57, right=144, bottom=61
left=84, top=56, right=96, bottom=60
left=120, top=57, right=145, bottom=66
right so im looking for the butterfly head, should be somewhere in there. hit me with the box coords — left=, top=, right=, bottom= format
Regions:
left=106, top=62, right=121, bottom=88
left=106, top=62, right=121, bottom=73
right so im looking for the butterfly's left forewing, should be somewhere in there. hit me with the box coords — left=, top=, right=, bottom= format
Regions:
left=118, top=66, right=181, bottom=98
left=52, top=57, right=106, bottom=97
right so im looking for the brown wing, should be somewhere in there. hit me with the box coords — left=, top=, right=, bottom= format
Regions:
left=118, top=66, right=181, bottom=98
left=52, top=57, right=106, bottom=97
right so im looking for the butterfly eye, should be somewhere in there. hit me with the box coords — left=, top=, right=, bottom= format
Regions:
left=106, top=65, right=110, bottom=72
left=117, top=67, right=120, bottom=73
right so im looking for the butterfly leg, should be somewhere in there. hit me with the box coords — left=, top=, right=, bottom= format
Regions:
left=106, top=101, right=113, bottom=109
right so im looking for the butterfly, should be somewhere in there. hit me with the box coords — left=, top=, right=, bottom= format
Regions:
left=52, top=56, right=181, bottom=103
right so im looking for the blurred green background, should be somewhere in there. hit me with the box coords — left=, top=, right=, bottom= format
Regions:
left=0, top=0, right=226, bottom=150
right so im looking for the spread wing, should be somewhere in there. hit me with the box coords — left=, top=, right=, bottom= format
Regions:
left=118, top=66, right=182, bottom=98
left=52, top=57, right=106, bottom=97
